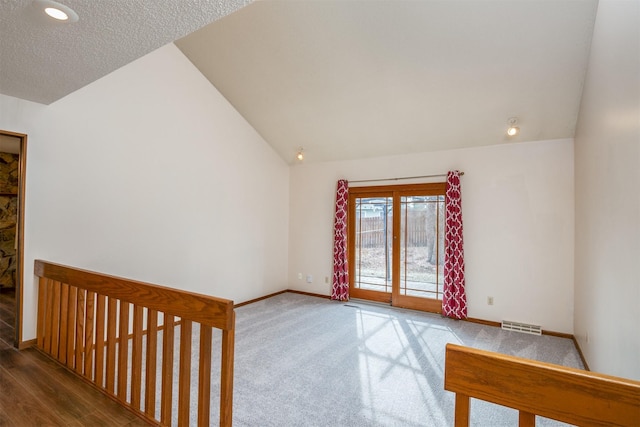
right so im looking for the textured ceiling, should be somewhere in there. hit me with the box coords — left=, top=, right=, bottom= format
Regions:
left=0, top=0, right=252, bottom=104
left=1, top=1, right=598, bottom=165
left=176, top=0, right=598, bottom=163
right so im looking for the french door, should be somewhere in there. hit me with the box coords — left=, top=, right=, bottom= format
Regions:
left=348, top=183, right=446, bottom=313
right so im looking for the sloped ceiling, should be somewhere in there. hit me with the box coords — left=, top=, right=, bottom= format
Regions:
left=176, top=0, right=598, bottom=163
left=1, top=1, right=598, bottom=164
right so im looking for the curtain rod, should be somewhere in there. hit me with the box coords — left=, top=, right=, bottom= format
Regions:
left=349, top=171, right=464, bottom=184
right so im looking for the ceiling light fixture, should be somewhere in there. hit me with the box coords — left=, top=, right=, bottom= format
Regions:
left=507, top=117, right=520, bottom=137
left=45, top=7, right=67, bottom=20
left=35, top=0, right=79, bottom=23
left=296, top=148, right=304, bottom=161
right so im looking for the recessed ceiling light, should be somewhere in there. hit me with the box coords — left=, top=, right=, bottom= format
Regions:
left=45, top=7, right=68, bottom=20
left=44, top=7, right=67, bottom=20
left=34, top=0, right=79, bottom=23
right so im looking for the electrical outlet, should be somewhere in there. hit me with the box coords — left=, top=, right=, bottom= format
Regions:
left=306, top=274, right=313, bottom=283
left=297, top=273, right=302, bottom=280
left=487, top=296, right=494, bottom=305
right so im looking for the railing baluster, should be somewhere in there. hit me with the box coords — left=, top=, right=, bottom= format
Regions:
left=106, top=296, right=117, bottom=393
left=95, top=294, right=106, bottom=387
left=454, top=393, right=470, bottom=427
left=117, top=301, right=130, bottom=402
left=161, top=314, right=175, bottom=425
left=84, top=291, right=95, bottom=380
left=75, top=288, right=86, bottom=375
left=66, top=286, right=77, bottom=370
left=145, top=309, right=158, bottom=419
left=50, top=281, right=61, bottom=358
left=178, top=319, right=193, bottom=426
left=130, top=304, right=144, bottom=410
left=519, top=411, right=536, bottom=427
left=36, top=276, right=47, bottom=348
left=198, top=325, right=213, bottom=426
left=59, top=283, right=69, bottom=364
left=43, top=278, right=54, bottom=353
left=220, top=311, right=236, bottom=427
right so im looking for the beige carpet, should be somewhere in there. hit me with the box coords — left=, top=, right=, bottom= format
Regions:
left=156, top=292, right=583, bottom=426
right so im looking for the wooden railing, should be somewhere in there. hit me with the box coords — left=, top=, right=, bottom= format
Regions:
left=444, top=343, right=640, bottom=427
left=35, top=260, right=235, bottom=426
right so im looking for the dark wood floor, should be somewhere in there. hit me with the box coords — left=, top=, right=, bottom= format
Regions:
left=0, top=288, right=150, bottom=426
left=0, top=288, right=16, bottom=347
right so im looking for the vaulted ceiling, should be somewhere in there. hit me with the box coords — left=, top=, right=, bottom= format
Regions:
left=1, top=1, right=599, bottom=164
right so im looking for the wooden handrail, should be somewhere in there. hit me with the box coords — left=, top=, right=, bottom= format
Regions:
left=35, top=260, right=235, bottom=426
left=35, top=260, right=233, bottom=330
left=444, top=343, right=640, bottom=427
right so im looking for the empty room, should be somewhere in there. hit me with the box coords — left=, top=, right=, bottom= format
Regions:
left=0, top=0, right=638, bottom=426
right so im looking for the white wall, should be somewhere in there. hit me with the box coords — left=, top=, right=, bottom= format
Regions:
left=0, top=43, right=290, bottom=341
left=574, top=0, right=640, bottom=380
left=289, top=139, right=575, bottom=333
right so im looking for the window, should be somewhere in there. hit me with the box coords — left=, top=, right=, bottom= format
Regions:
left=348, top=183, right=446, bottom=313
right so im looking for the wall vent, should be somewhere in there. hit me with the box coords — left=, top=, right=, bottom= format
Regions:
left=501, top=320, right=542, bottom=336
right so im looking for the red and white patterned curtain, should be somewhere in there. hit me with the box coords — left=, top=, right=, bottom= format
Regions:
left=442, top=170, right=467, bottom=319
left=331, top=179, right=349, bottom=301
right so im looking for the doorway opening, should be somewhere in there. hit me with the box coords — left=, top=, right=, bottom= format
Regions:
left=0, top=130, right=27, bottom=349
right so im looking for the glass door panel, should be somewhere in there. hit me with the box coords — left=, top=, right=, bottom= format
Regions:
left=351, top=196, right=393, bottom=302
left=394, top=195, right=445, bottom=311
